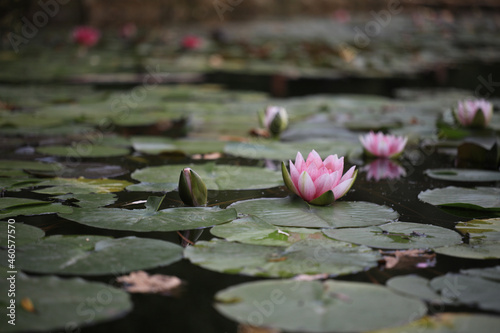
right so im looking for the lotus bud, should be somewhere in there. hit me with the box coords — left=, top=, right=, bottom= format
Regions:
left=259, top=106, right=288, bottom=136
left=178, top=168, right=207, bottom=207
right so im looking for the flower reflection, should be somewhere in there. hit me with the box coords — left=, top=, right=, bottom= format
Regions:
left=363, top=158, right=406, bottom=181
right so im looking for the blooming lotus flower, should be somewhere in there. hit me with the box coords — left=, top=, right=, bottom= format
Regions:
left=453, top=99, right=493, bottom=128
left=72, top=26, right=100, bottom=47
left=178, top=168, right=207, bottom=206
left=259, top=106, right=288, bottom=136
left=363, top=158, right=406, bottom=181
left=282, top=150, right=357, bottom=206
left=359, top=131, right=407, bottom=159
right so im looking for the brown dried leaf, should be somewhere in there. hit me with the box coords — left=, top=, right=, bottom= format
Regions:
left=381, top=249, right=436, bottom=269
left=116, top=270, right=182, bottom=295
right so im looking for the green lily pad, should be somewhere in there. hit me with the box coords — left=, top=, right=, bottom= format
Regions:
left=131, top=136, right=226, bottom=155
left=184, top=238, right=381, bottom=278
left=0, top=274, right=132, bottom=333
left=32, top=177, right=133, bottom=195
left=0, top=197, right=72, bottom=219
left=0, top=221, right=45, bottom=247
left=228, top=197, right=399, bottom=228
left=1, top=235, right=183, bottom=275
left=418, top=187, right=500, bottom=212
left=126, top=182, right=178, bottom=193
left=371, top=313, right=500, bottom=333
left=0, top=178, right=43, bottom=192
left=0, top=160, right=63, bottom=173
left=460, top=265, right=500, bottom=282
left=323, top=222, right=462, bottom=250
left=215, top=279, right=427, bottom=332
left=434, top=218, right=500, bottom=259
left=55, top=193, right=117, bottom=208
left=224, top=140, right=360, bottom=161
left=431, top=274, right=500, bottom=313
left=386, top=275, right=451, bottom=304
left=131, top=163, right=282, bottom=190
left=211, top=216, right=327, bottom=246
left=36, top=145, right=130, bottom=158
left=59, top=196, right=237, bottom=232
left=424, top=169, right=500, bottom=182
left=30, top=163, right=128, bottom=179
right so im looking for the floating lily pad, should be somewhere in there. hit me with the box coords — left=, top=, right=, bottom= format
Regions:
left=0, top=274, right=132, bottom=333
left=30, top=163, right=128, bottom=179
left=323, top=222, right=462, bottom=250
left=211, top=216, right=327, bottom=246
left=184, top=238, right=381, bottom=278
left=131, top=136, right=226, bottom=155
left=418, top=187, right=500, bottom=212
left=1, top=235, right=183, bottom=275
left=0, top=160, right=63, bottom=173
left=131, top=163, right=282, bottom=190
left=371, top=313, right=500, bottom=333
left=59, top=196, right=237, bottom=232
left=36, top=145, right=130, bottom=158
left=224, top=140, right=360, bottom=161
left=0, top=178, right=43, bottom=192
left=424, top=169, right=500, bottom=182
left=386, top=275, right=450, bottom=304
left=215, top=279, right=427, bottom=332
left=431, top=274, right=500, bottom=313
left=126, top=182, right=178, bottom=193
left=460, top=266, right=500, bottom=282
left=228, top=197, right=398, bottom=228
left=32, top=177, right=133, bottom=195
left=0, top=197, right=72, bottom=219
left=0, top=221, right=44, bottom=247
left=55, top=193, right=117, bottom=208
left=434, top=218, right=500, bottom=259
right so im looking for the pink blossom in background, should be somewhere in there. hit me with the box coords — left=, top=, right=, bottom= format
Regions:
left=72, top=26, right=100, bottom=47
left=454, top=99, right=493, bottom=127
left=363, top=158, right=406, bottom=182
left=359, top=131, right=408, bottom=159
left=120, top=23, right=137, bottom=39
left=181, top=35, right=202, bottom=50
left=282, top=150, right=357, bottom=205
left=332, top=9, right=351, bottom=24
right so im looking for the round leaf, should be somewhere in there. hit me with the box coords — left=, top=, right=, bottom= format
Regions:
left=37, top=145, right=130, bottom=158
left=0, top=222, right=44, bottom=247
left=418, top=187, right=500, bottom=211
left=370, top=313, right=500, bottom=333
left=323, top=222, right=463, bottom=249
left=131, top=163, right=282, bottom=190
left=460, top=266, right=500, bottom=282
left=33, top=177, right=133, bottom=195
left=386, top=275, right=448, bottom=304
left=424, top=169, right=500, bottom=182
left=229, top=197, right=399, bottom=228
left=8, top=235, right=183, bottom=275
left=185, top=238, right=381, bottom=278
left=215, top=279, right=427, bottom=332
left=211, top=216, right=327, bottom=246
left=59, top=205, right=237, bottom=232
left=0, top=274, right=132, bottom=333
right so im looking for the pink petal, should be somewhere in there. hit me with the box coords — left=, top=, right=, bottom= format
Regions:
left=324, top=154, right=343, bottom=172
left=306, top=150, right=323, bottom=168
left=313, top=173, right=334, bottom=198
left=298, top=171, right=316, bottom=202
left=289, top=161, right=301, bottom=195
left=339, top=165, right=356, bottom=183
left=333, top=177, right=355, bottom=200
left=294, top=152, right=306, bottom=172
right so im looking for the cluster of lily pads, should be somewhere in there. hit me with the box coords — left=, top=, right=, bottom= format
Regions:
left=0, top=83, right=499, bottom=332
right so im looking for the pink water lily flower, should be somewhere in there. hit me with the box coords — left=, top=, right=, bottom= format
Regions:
left=359, top=131, right=407, bottom=159
left=454, top=99, right=493, bottom=128
left=72, top=26, right=100, bottom=47
left=281, top=150, right=357, bottom=206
